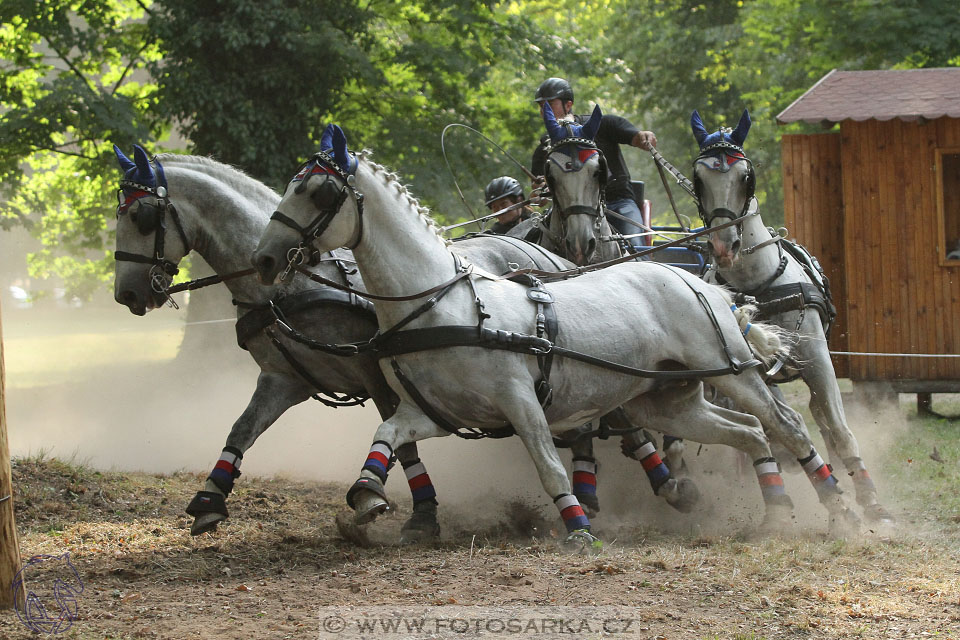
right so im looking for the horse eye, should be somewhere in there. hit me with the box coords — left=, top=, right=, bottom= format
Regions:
left=565, top=162, right=572, bottom=170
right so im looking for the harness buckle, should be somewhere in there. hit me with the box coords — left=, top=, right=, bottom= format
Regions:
left=280, top=245, right=306, bottom=282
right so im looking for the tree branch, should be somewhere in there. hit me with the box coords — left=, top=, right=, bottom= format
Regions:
left=47, top=44, right=100, bottom=97
left=30, top=145, right=98, bottom=160
left=111, top=40, right=154, bottom=95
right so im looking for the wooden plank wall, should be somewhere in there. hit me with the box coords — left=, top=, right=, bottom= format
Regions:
left=781, top=133, right=849, bottom=377
left=840, top=118, right=960, bottom=380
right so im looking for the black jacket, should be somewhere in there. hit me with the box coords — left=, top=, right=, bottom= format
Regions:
left=532, top=113, right=640, bottom=203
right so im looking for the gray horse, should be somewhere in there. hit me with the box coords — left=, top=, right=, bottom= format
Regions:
left=507, top=104, right=623, bottom=265
left=691, top=109, right=894, bottom=525
left=112, top=144, right=576, bottom=540
left=253, top=125, right=861, bottom=544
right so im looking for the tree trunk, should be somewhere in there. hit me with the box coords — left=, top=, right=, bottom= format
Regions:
left=0, top=299, right=25, bottom=609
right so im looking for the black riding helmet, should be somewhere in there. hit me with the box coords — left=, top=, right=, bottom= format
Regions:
left=535, top=77, right=574, bottom=104
left=484, top=176, right=524, bottom=206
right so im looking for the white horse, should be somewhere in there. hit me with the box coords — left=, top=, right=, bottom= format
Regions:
left=507, top=105, right=623, bottom=265
left=691, top=109, right=894, bottom=524
left=112, top=145, right=581, bottom=540
left=252, top=125, right=862, bottom=544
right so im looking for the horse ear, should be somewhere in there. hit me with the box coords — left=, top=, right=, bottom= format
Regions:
left=542, top=101, right=564, bottom=142
left=581, top=104, right=603, bottom=141
left=731, top=109, right=751, bottom=146
left=691, top=110, right=708, bottom=146
left=132, top=144, right=153, bottom=185
left=320, top=124, right=335, bottom=152
left=330, top=125, right=357, bottom=174
left=113, top=145, right=135, bottom=174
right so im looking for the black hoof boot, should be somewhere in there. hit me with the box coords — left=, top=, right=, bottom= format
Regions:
left=400, top=501, right=440, bottom=543
left=575, top=492, right=600, bottom=518
left=186, top=491, right=229, bottom=536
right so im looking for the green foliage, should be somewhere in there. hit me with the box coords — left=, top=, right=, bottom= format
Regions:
left=2, top=0, right=959, bottom=294
left=148, top=0, right=376, bottom=190
left=0, top=0, right=161, bottom=293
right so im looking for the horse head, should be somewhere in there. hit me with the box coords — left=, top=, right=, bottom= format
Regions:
left=690, top=109, right=756, bottom=268
left=112, top=144, right=190, bottom=315
left=252, top=124, right=361, bottom=284
left=542, top=103, right=606, bottom=265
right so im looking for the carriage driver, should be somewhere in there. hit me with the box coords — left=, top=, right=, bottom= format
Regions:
left=483, top=175, right=534, bottom=234
left=531, top=77, right=657, bottom=251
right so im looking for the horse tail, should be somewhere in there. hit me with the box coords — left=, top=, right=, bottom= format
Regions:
left=731, top=303, right=791, bottom=366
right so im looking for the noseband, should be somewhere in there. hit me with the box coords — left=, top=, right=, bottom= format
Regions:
left=114, top=158, right=191, bottom=303
left=271, top=150, right=364, bottom=279
left=693, top=140, right=756, bottom=232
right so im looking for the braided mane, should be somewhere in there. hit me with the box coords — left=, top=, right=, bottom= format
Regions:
left=357, top=151, right=451, bottom=248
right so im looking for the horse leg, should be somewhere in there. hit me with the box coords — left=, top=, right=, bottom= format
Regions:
left=801, top=347, right=894, bottom=524
left=346, top=403, right=451, bottom=526
left=362, top=386, right=443, bottom=542
left=568, top=436, right=600, bottom=516
left=709, top=372, right=860, bottom=537
left=622, top=383, right=794, bottom=532
left=186, top=372, right=312, bottom=535
left=500, top=395, right=599, bottom=552
left=618, top=421, right=700, bottom=513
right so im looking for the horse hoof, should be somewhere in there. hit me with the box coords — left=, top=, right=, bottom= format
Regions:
left=353, top=489, right=390, bottom=525
left=400, top=502, right=441, bottom=544
left=575, top=493, right=600, bottom=518
left=828, top=507, right=861, bottom=539
left=190, top=512, right=226, bottom=536
left=662, top=477, right=700, bottom=513
left=562, top=529, right=603, bottom=555
left=862, top=503, right=896, bottom=524
left=756, top=505, right=794, bottom=538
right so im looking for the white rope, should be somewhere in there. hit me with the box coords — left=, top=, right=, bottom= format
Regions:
left=829, top=351, right=960, bottom=359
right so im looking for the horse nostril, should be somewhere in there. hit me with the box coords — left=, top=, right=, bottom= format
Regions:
left=731, top=239, right=741, bottom=256
left=254, top=253, right=275, bottom=276
left=586, top=237, right=596, bottom=259
left=118, top=290, right=139, bottom=307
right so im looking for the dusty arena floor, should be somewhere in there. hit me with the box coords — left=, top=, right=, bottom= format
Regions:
left=1, top=447, right=958, bottom=640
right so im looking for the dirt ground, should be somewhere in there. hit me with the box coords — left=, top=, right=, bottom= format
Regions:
left=1, top=448, right=958, bottom=640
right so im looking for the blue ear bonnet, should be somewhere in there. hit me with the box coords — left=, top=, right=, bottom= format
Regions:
left=113, top=144, right=166, bottom=191
left=690, top=109, right=751, bottom=151
left=319, top=124, right=358, bottom=175
left=543, top=103, right=603, bottom=145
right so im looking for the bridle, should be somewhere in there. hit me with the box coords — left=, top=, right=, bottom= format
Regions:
left=271, top=150, right=364, bottom=281
left=692, top=139, right=757, bottom=235
left=543, top=137, right=607, bottom=240
left=114, top=158, right=191, bottom=307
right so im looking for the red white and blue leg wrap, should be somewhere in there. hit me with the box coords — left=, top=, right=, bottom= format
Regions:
left=554, top=493, right=590, bottom=532
left=362, top=441, right=392, bottom=482
left=208, top=446, right=242, bottom=495
left=401, top=458, right=437, bottom=505
left=572, top=457, right=598, bottom=499
left=799, top=448, right=840, bottom=500
left=754, top=457, right=792, bottom=507
left=634, top=440, right=671, bottom=493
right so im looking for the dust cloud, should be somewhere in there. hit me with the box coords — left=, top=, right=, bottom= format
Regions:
left=2, top=291, right=912, bottom=539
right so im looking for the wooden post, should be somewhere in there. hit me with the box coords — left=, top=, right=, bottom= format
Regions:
left=0, top=299, right=25, bottom=609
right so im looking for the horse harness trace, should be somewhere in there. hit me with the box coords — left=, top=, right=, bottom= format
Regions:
left=272, top=153, right=764, bottom=443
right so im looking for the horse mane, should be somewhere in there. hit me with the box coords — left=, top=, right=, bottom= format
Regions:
left=154, top=153, right=279, bottom=204
left=357, top=150, right=451, bottom=248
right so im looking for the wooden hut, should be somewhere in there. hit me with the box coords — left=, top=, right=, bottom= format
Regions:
left=777, top=68, right=960, bottom=400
